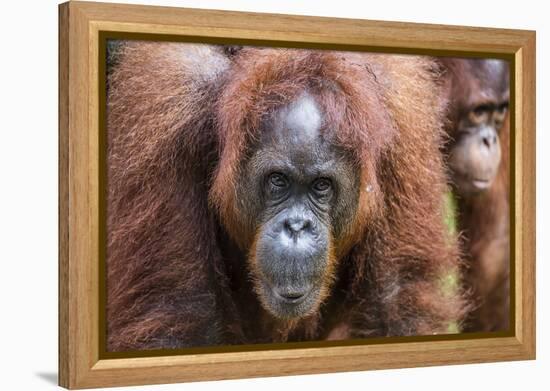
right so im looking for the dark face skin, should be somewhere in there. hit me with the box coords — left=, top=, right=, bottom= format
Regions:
left=237, top=93, right=360, bottom=320
left=447, top=59, right=509, bottom=196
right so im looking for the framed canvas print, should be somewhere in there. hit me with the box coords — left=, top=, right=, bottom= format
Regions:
left=58, top=1, right=536, bottom=389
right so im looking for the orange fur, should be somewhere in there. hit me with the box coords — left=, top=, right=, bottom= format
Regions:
left=459, top=115, right=510, bottom=331
left=106, top=43, right=467, bottom=351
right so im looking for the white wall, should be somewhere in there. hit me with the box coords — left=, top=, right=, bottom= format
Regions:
left=0, top=0, right=546, bottom=389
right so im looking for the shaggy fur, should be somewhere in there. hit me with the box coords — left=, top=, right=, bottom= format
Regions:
left=106, top=41, right=467, bottom=351
left=456, top=116, right=510, bottom=332
left=439, top=58, right=510, bottom=332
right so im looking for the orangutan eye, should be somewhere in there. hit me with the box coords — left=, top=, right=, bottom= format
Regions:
left=469, top=105, right=490, bottom=124
left=268, top=173, right=289, bottom=188
left=473, top=104, right=490, bottom=116
left=312, top=178, right=332, bottom=193
left=496, top=102, right=508, bottom=114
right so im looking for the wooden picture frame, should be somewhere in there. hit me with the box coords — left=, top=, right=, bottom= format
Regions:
left=59, top=1, right=536, bottom=389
